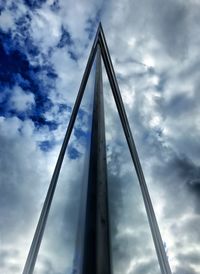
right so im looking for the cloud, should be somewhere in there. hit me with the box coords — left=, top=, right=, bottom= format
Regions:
left=30, top=6, right=62, bottom=51
left=1, top=0, right=200, bottom=273
left=0, top=116, right=49, bottom=273
left=0, top=9, right=14, bottom=31
left=9, top=86, right=35, bottom=112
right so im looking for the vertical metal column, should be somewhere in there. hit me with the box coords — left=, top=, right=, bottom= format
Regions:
left=82, top=45, right=111, bottom=274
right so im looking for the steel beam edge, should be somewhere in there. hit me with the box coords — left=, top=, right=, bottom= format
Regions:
left=22, top=24, right=100, bottom=274
left=98, top=24, right=172, bottom=274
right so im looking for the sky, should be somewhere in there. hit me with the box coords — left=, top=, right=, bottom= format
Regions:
left=0, top=0, right=200, bottom=274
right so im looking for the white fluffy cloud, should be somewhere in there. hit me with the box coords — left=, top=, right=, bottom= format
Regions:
left=1, top=0, right=200, bottom=274
left=9, top=86, right=35, bottom=112
left=0, top=9, right=14, bottom=31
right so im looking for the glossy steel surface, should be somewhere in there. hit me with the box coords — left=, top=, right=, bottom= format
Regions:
left=82, top=45, right=111, bottom=274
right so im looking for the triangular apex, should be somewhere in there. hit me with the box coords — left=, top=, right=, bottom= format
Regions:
left=22, top=24, right=172, bottom=274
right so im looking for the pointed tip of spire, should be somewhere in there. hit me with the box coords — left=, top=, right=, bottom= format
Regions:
left=98, top=21, right=103, bottom=31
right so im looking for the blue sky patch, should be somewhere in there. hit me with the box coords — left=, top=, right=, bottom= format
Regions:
left=58, top=26, right=73, bottom=48
left=57, top=26, right=78, bottom=61
left=0, top=27, right=59, bottom=129
left=39, top=140, right=55, bottom=152
left=23, top=0, right=47, bottom=9
left=67, top=145, right=81, bottom=159
left=50, top=0, right=60, bottom=12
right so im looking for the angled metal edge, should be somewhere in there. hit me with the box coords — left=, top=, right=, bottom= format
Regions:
left=98, top=24, right=172, bottom=274
left=22, top=24, right=100, bottom=274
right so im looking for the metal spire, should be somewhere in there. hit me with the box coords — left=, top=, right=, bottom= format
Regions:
left=22, top=23, right=172, bottom=274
